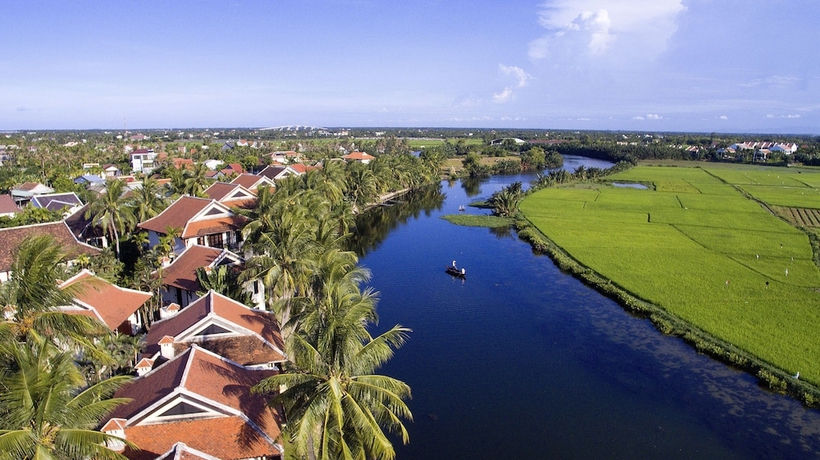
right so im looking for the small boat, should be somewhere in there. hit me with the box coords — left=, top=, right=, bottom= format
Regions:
left=445, top=262, right=466, bottom=278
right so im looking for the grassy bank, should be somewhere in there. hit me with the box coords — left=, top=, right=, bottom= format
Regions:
left=518, top=163, right=820, bottom=405
left=441, top=214, right=513, bottom=228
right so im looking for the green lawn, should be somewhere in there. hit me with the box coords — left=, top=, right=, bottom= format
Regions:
left=521, top=164, right=820, bottom=384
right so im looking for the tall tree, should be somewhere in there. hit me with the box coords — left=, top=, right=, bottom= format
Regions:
left=0, top=235, right=109, bottom=353
left=85, top=179, right=135, bottom=259
left=0, top=339, right=134, bottom=460
left=128, top=177, right=168, bottom=223
left=255, top=276, right=412, bottom=460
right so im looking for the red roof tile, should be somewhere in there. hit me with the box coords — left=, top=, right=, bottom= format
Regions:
left=230, top=174, right=275, bottom=191
left=159, top=245, right=223, bottom=292
left=138, top=196, right=211, bottom=235
left=0, top=194, right=20, bottom=214
left=182, top=215, right=248, bottom=239
left=145, top=291, right=285, bottom=366
left=342, top=151, right=375, bottom=161
left=103, top=346, right=282, bottom=460
left=59, top=270, right=151, bottom=331
left=0, top=222, right=101, bottom=274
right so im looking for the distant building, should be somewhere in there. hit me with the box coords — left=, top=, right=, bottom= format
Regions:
left=10, top=182, right=55, bottom=206
left=130, top=148, right=157, bottom=174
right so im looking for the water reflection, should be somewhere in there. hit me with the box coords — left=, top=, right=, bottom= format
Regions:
left=348, top=184, right=445, bottom=256
left=354, top=160, right=820, bottom=460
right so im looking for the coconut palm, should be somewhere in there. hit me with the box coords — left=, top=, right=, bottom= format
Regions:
left=85, top=179, right=135, bottom=259
left=254, top=277, right=412, bottom=460
left=0, top=235, right=109, bottom=352
left=196, top=266, right=251, bottom=305
left=182, top=163, right=211, bottom=197
left=128, top=177, right=168, bottom=223
left=0, top=338, right=134, bottom=460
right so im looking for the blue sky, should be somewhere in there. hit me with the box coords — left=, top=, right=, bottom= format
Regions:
left=2, top=0, right=818, bottom=133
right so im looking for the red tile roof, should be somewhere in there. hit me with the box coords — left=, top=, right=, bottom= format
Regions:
left=342, top=151, right=375, bottom=161
left=230, top=173, right=275, bottom=191
left=103, top=346, right=282, bottom=460
left=13, top=181, right=45, bottom=191
left=0, top=222, right=101, bottom=274
left=155, top=442, right=222, bottom=460
left=288, top=163, right=317, bottom=174
left=159, top=245, right=223, bottom=292
left=138, top=196, right=210, bottom=235
left=145, top=291, right=285, bottom=366
left=182, top=216, right=247, bottom=239
left=203, top=183, right=257, bottom=209
left=59, top=270, right=151, bottom=331
left=0, top=194, right=20, bottom=214
left=138, top=196, right=249, bottom=239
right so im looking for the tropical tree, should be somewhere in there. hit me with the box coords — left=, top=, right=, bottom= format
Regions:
left=254, top=277, right=412, bottom=460
left=128, top=177, right=168, bottom=223
left=0, top=338, right=134, bottom=460
left=0, top=235, right=109, bottom=352
left=196, top=265, right=251, bottom=305
left=182, top=163, right=211, bottom=197
left=487, top=182, right=524, bottom=217
left=85, top=179, right=135, bottom=259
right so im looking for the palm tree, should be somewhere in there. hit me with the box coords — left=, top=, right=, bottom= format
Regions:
left=85, top=179, right=135, bottom=259
left=128, top=177, right=168, bottom=223
left=254, top=277, right=412, bottom=460
left=0, top=235, right=109, bottom=352
left=0, top=338, right=134, bottom=460
left=182, top=163, right=211, bottom=197
left=196, top=266, right=251, bottom=305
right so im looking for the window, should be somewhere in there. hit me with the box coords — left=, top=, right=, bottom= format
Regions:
left=207, top=233, right=224, bottom=248
left=158, top=401, right=206, bottom=417
left=194, top=323, right=231, bottom=337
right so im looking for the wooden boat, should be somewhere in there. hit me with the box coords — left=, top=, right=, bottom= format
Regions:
left=445, top=265, right=466, bottom=278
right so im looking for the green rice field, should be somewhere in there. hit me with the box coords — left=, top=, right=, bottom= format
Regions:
left=520, top=164, right=820, bottom=384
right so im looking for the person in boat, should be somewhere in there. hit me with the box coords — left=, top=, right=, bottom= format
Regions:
left=452, top=260, right=457, bottom=268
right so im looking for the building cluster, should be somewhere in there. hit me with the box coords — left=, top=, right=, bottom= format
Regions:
left=0, top=145, right=379, bottom=459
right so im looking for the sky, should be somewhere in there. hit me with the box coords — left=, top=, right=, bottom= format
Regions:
left=2, top=0, right=818, bottom=134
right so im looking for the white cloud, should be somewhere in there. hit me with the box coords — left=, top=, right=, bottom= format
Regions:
left=499, top=64, right=533, bottom=88
left=529, top=0, right=685, bottom=61
left=719, top=115, right=728, bottom=120
left=632, top=114, right=662, bottom=121
left=786, top=114, right=801, bottom=118
left=493, top=87, right=514, bottom=104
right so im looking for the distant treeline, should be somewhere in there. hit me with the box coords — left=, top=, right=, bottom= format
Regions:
left=551, top=142, right=694, bottom=163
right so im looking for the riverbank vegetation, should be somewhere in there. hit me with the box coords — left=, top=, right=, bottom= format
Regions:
left=518, top=163, right=820, bottom=405
left=440, top=214, right=513, bottom=228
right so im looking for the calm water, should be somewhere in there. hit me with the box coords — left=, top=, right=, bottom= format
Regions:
left=355, top=158, right=820, bottom=460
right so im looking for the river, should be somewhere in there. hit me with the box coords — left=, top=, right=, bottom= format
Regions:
left=352, top=156, right=820, bottom=460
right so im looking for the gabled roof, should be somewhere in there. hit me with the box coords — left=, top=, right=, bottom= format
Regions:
left=137, top=196, right=248, bottom=239
left=145, top=291, right=285, bottom=366
left=12, top=181, right=51, bottom=192
left=0, top=194, right=20, bottom=215
left=30, top=193, right=83, bottom=212
left=59, top=269, right=151, bottom=331
left=64, top=203, right=105, bottom=241
left=203, top=182, right=256, bottom=208
left=102, top=346, right=282, bottom=460
left=230, top=173, right=276, bottom=190
left=0, top=221, right=101, bottom=274
left=289, top=163, right=317, bottom=174
left=342, top=151, right=375, bottom=161
left=155, top=442, right=221, bottom=460
left=258, top=165, right=300, bottom=180
left=159, top=245, right=230, bottom=292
